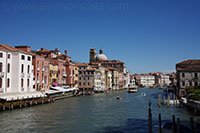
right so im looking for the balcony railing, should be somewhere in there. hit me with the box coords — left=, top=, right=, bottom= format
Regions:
left=21, top=73, right=25, bottom=78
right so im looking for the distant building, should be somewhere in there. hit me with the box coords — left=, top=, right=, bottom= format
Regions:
left=89, top=48, right=129, bottom=89
left=49, top=64, right=58, bottom=85
left=0, top=44, right=34, bottom=93
left=153, top=72, right=170, bottom=87
left=176, top=59, right=200, bottom=97
left=34, top=48, right=71, bottom=86
left=129, top=75, right=136, bottom=88
left=76, top=63, right=100, bottom=92
left=134, top=74, right=155, bottom=87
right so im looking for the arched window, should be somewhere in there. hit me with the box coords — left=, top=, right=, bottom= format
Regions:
left=27, top=65, right=30, bottom=73
left=27, top=79, right=29, bottom=87
left=21, top=79, right=23, bottom=88
left=21, top=64, right=24, bottom=73
left=7, top=78, right=10, bottom=88
left=0, top=78, right=2, bottom=88
left=8, top=63, right=10, bottom=73
left=0, top=62, right=2, bottom=72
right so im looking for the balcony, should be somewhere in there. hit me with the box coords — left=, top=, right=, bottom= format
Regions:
left=0, top=72, right=5, bottom=78
left=42, top=80, right=45, bottom=84
left=37, top=80, right=40, bottom=84
left=37, top=67, right=40, bottom=71
left=27, top=73, right=31, bottom=78
left=42, top=68, right=45, bottom=72
left=0, top=88, right=4, bottom=93
left=21, top=73, right=25, bottom=78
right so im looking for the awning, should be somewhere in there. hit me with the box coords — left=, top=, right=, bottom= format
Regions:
left=0, top=91, right=46, bottom=101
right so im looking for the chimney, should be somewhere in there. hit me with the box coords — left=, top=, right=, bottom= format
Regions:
left=55, top=48, right=58, bottom=51
left=64, top=50, right=68, bottom=56
left=40, top=48, right=44, bottom=51
left=100, top=49, right=103, bottom=54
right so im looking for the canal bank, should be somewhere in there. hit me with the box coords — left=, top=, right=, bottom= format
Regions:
left=0, top=88, right=198, bottom=132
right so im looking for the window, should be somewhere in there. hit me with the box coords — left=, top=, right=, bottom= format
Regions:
left=27, top=79, right=30, bottom=87
left=8, top=54, right=10, bottom=59
left=37, top=61, right=39, bottom=68
left=0, top=53, right=2, bottom=58
left=88, top=82, right=90, bottom=86
left=0, top=78, right=2, bottom=88
left=195, top=73, right=198, bottom=78
left=79, top=77, right=81, bottom=80
left=182, top=81, right=185, bottom=86
left=21, top=64, right=24, bottom=73
left=21, top=55, right=25, bottom=60
left=7, top=78, right=10, bottom=88
left=83, top=82, right=85, bottom=86
left=182, top=73, right=185, bottom=78
left=0, top=62, right=2, bottom=72
left=195, top=82, right=198, bottom=86
left=190, top=82, right=193, bottom=86
left=79, top=82, right=81, bottom=86
left=7, top=63, right=10, bottom=73
left=21, top=79, right=24, bottom=88
left=88, top=77, right=90, bottom=80
left=27, top=65, right=30, bottom=73
left=28, top=56, right=31, bottom=61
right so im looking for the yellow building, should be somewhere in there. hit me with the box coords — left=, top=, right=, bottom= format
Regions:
left=49, top=64, right=59, bottom=86
left=105, top=68, right=112, bottom=90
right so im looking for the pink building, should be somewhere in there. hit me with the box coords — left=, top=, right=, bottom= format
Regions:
left=34, top=48, right=71, bottom=86
left=66, top=62, right=75, bottom=88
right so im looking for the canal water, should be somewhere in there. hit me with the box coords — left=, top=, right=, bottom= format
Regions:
left=0, top=88, right=198, bottom=133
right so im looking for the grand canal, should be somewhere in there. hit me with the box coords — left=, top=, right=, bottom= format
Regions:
left=0, top=88, right=197, bottom=133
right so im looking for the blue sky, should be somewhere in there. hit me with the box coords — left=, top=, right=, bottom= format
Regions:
left=0, top=0, right=200, bottom=74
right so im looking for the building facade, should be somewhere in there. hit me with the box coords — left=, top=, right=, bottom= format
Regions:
left=176, top=60, right=200, bottom=97
left=0, top=44, right=34, bottom=93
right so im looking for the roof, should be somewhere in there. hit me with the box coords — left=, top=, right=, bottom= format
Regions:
left=0, top=44, right=26, bottom=53
left=75, top=63, right=89, bottom=67
left=177, top=59, right=200, bottom=65
left=179, top=66, right=200, bottom=72
left=99, top=60, right=124, bottom=64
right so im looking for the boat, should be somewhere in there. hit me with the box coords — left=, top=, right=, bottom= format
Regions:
left=116, top=96, right=121, bottom=100
left=128, top=88, right=138, bottom=93
left=141, top=92, right=146, bottom=96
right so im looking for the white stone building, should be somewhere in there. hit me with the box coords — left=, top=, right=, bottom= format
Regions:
left=0, top=44, right=34, bottom=93
left=140, top=74, right=155, bottom=87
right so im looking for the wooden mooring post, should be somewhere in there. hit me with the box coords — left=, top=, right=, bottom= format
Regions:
left=177, top=118, right=180, bottom=133
left=148, top=101, right=152, bottom=133
left=163, top=96, right=165, bottom=105
left=172, top=115, right=175, bottom=133
left=190, top=116, right=194, bottom=133
left=158, top=113, right=162, bottom=133
left=167, top=95, right=170, bottom=107
left=158, top=94, right=161, bottom=106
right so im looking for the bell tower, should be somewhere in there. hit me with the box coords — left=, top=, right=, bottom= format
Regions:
left=89, top=48, right=96, bottom=63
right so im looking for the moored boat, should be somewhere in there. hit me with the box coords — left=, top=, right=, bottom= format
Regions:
left=128, top=88, right=138, bottom=93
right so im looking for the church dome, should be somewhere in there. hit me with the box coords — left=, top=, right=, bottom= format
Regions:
left=96, top=54, right=108, bottom=61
